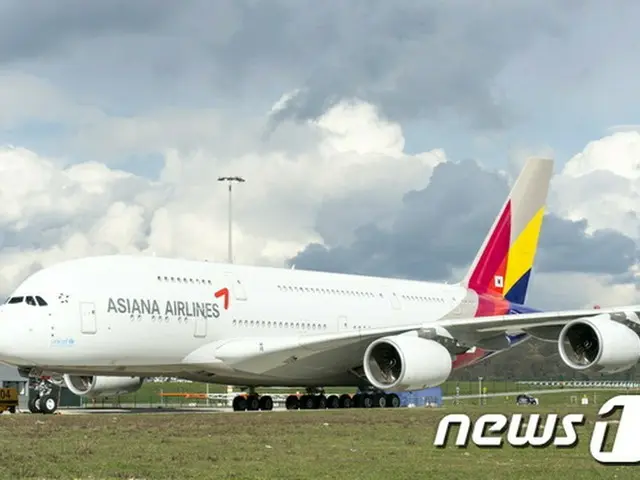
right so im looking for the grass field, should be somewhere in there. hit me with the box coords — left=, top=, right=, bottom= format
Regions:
left=2, top=391, right=636, bottom=479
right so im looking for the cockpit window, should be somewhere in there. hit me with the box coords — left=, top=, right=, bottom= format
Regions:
left=5, top=295, right=48, bottom=306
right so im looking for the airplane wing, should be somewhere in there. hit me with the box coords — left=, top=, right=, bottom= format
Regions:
left=182, top=324, right=425, bottom=375
left=182, top=306, right=640, bottom=377
left=439, top=305, right=640, bottom=335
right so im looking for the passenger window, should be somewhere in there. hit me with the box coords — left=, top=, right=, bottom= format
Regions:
left=36, top=296, right=48, bottom=306
left=7, top=296, right=23, bottom=304
left=26, top=296, right=37, bottom=306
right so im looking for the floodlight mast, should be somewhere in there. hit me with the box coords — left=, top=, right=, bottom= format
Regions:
left=217, top=176, right=245, bottom=264
left=216, top=175, right=245, bottom=403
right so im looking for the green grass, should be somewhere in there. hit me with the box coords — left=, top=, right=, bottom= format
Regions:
left=0, top=393, right=636, bottom=479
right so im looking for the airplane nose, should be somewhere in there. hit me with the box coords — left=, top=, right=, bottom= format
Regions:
left=0, top=307, right=36, bottom=364
left=0, top=301, right=56, bottom=367
left=0, top=311, right=15, bottom=359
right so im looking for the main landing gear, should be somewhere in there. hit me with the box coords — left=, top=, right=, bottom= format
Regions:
left=28, top=377, right=59, bottom=414
left=231, top=387, right=401, bottom=411
left=232, top=388, right=274, bottom=412
left=285, top=391, right=401, bottom=410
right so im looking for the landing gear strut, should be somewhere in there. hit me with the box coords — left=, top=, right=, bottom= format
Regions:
left=28, top=377, right=59, bottom=414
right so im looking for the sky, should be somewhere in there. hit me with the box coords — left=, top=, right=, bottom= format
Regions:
left=1, top=0, right=639, bottom=310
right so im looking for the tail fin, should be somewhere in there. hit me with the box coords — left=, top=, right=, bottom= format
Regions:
left=461, top=157, right=554, bottom=305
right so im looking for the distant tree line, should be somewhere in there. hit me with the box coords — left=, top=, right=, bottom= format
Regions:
left=449, top=338, right=640, bottom=381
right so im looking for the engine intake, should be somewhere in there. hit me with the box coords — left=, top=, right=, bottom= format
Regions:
left=363, top=335, right=452, bottom=391
left=558, top=314, right=640, bottom=374
left=63, top=374, right=144, bottom=398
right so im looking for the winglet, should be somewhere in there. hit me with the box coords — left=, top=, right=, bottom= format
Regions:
left=461, top=158, right=554, bottom=305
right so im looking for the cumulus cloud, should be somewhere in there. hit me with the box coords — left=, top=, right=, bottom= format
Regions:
left=290, top=159, right=509, bottom=280
left=289, top=156, right=638, bottom=276
left=0, top=101, right=441, bottom=296
left=551, top=131, right=640, bottom=239
left=289, top=128, right=640, bottom=309
left=0, top=146, right=164, bottom=290
left=1, top=98, right=639, bottom=311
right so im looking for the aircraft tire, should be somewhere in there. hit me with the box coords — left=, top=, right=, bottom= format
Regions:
left=316, top=395, right=327, bottom=409
left=247, top=394, right=260, bottom=411
left=386, top=393, right=401, bottom=408
left=362, top=394, right=374, bottom=408
left=232, top=395, right=247, bottom=411
left=259, top=395, right=273, bottom=411
left=300, top=395, right=315, bottom=409
left=372, top=393, right=386, bottom=408
left=326, top=395, right=340, bottom=409
left=28, top=396, right=40, bottom=414
left=40, top=395, right=58, bottom=414
left=338, top=394, right=352, bottom=408
left=285, top=395, right=299, bottom=410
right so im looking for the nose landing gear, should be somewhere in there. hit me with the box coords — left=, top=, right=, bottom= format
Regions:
left=28, top=377, right=59, bottom=414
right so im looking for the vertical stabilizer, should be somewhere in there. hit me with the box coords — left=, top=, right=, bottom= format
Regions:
left=461, top=158, right=554, bottom=305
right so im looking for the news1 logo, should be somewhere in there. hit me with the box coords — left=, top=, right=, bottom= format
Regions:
left=433, top=395, right=640, bottom=464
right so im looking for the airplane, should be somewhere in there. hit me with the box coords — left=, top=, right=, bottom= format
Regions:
left=1, top=156, right=640, bottom=414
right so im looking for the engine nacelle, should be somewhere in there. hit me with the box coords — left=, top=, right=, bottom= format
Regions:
left=63, top=374, right=144, bottom=398
left=558, top=314, right=640, bottom=374
left=363, top=335, right=452, bottom=391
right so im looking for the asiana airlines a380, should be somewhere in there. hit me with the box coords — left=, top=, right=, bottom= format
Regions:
left=2, top=157, right=640, bottom=414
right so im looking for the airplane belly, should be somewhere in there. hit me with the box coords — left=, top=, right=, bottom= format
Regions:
left=181, top=370, right=358, bottom=387
left=213, top=338, right=371, bottom=380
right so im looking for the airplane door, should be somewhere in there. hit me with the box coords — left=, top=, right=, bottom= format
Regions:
left=452, top=296, right=462, bottom=317
left=389, top=292, right=401, bottom=309
left=194, top=317, right=207, bottom=338
left=80, top=302, right=97, bottom=334
left=337, top=315, right=349, bottom=331
left=225, top=272, right=247, bottom=301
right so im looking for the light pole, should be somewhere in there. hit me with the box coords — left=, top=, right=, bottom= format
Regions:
left=217, top=176, right=245, bottom=264
left=217, top=176, right=244, bottom=405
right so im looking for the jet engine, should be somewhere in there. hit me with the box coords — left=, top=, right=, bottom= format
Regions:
left=363, top=335, right=452, bottom=391
left=63, top=374, right=144, bottom=398
left=558, top=314, right=640, bottom=374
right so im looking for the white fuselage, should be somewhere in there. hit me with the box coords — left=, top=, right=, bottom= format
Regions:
left=0, top=255, right=487, bottom=386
